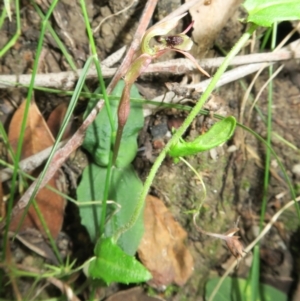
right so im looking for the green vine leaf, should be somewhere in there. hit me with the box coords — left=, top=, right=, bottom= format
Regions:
left=86, top=238, right=152, bottom=285
left=168, top=116, right=236, bottom=159
left=244, top=0, right=300, bottom=27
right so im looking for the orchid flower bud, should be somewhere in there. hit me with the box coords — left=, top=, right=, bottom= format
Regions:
left=141, top=13, right=189, bottom=55
left=141, top=13, right=210, bottom=77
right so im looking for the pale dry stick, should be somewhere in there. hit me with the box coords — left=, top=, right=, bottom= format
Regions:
left=0, top=46, right=125, bottom=89
left=145, top=42, right=300, bottom=74
left=7, top=231, right=53, bottom=261
left=186, top=63, right=273, bottom=91
left=187, top=39, right=300, bottom=92
left=0, top=66, right=116, bottom=89
left=208, top=196, right=300, bottom=301
left=143, top=50, right=298, bottom=117
left=143, top=62, right=272, bottom=117
left=47, top=277, right=81, bottom=301
left=0, top=141, right=66, bottom=182
left=93, top=0, right=138, bottom=34
left=239, top=63, right=264, bottom=125
left=32, top=283, right=51, bottom=301
left=0, top=40, right=299, bottom=89
left=247, top=64, right=284, bottom=125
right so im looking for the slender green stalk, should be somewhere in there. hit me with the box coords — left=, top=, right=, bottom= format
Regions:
left=31, top=201, right=62, bottom=262
left=260, top=23, right=277, bottom=230
left=260, top=27, right=272, bottom=50
left=272, top=132, right=300, bottom=152
left=0, top=122, right=15, bottom=161
left=246, top=245, right=260, bottom=301
left=0, top=0, right=20, bottom=57
left=79, top=0, right=114, bottom=130
left=79, top=0, right=116, bottom=237
left=247, top=22, right=278, bottom=301
left=0, top=3, right=7, bottom=29
left=113, top=23, right=259, bottom=240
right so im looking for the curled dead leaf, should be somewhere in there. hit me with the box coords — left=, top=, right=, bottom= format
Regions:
left=8, top=100, right=66, bottom=240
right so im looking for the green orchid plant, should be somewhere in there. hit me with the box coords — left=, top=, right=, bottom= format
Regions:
left=112, top=13, right=210, bottom=165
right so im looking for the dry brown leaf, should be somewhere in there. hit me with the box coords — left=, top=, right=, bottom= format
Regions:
left=138, top=195, right=194, bottom=288
left=8, top=100, right=55, bottom=160
left=8, top=100, right=66, bottom=239
left=47, top=102, right=74, bottom=140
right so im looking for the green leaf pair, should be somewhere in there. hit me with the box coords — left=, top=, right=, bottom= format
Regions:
left=77, top=81, right=149, bottom=284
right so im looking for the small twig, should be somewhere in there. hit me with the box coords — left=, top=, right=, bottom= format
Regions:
left=0, top=141, right=66, bottom=182
left=47, top=277, right=81, bottom=301
left=247, top=64, right=284, bottom=125
left=0, top=46, right=126, bottom=89
left=146, top=40, right=300, bottom=73
left=193, top=213, right=246, bottom=262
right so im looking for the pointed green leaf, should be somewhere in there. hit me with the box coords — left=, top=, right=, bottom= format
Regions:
left=168, top=116, right=236, bottom=158
left=244, top=0, right=300, bottom=27
left=87, top=238, right=152, bottom=284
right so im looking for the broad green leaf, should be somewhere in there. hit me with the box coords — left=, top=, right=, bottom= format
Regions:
left=205, top=277, right=287, bottom=301
left=86, top=238, right=152, bottom=284
left=243, top=0, right=300, bottom=27
left=168, top=116, right=236, bottom=159
left=83, top=80, right=144, bottom=167
left=76, top=163, right=144, bottom=255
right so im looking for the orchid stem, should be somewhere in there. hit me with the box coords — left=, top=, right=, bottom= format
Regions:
left=113, top=23, right=258, bottom=240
